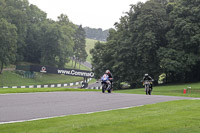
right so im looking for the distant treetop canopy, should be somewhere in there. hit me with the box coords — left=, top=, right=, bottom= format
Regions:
left=84, top=27, right=109, bottom=41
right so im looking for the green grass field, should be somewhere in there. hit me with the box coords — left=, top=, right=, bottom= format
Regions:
left=66, top=60, right=90, bottom=70
left=0, top=60, right=91, bottom=87
left=0, top=71, right=83, bottom=87
left=0, top=100, right=199, bottom=133
left=115, top=82, right=200, bottom=98
left=0, top=87, right=98, bottom=94
left=85, top=38, right=100, bottom=63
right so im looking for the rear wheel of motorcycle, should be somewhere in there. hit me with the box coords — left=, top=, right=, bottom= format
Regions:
left=145, top=88, right=148, bottom=95
left=148, top=89, right=151, bottom=95
left=149, top=89, right=152, bottom=95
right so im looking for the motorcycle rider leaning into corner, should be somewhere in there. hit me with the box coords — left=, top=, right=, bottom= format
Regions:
left=142, top=74, right=154, bottom=90
left=105, top=70, right=113, bottom=90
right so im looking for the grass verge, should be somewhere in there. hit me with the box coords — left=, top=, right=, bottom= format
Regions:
left=0, top=100, right=199, bottom=133
left=0, top=87, right=98, bottom=94
left=115, top=82, right=200, bottom=98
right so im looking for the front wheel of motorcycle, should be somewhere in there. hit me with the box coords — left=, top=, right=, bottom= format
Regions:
left=149, top=88, right=152, bottom=95
left=102, top=84, right=106, bottom=93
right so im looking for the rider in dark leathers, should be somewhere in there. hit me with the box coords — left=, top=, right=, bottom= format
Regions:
left=105, top=70, right=113, bottom=89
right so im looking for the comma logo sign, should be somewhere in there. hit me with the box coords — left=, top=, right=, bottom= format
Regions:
left=70, top=70, right=94, bottom=77
left=90, top=72, right=94, bottom=77
left=40, top=66, right=47, bottom=73
left=57, top=69, right=94, bottom=78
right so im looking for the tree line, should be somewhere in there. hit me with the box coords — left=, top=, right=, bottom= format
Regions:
left=90, top=0, right=200, bottom=88
left=84, top=27, right=109, bottom=41
left=0, top=0, right=87, bottom=74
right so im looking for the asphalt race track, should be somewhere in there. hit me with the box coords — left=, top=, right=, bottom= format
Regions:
left=0, top=92, right=197, bottom=124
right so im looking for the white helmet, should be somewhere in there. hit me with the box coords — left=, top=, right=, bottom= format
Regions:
left=106, top=70, right=110, bottom=74
left=145, top=74, right=148, bottom=77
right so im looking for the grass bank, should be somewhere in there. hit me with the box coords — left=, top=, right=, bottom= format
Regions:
left=0, top=60, right=91, bottom=87
left=0, top=71, right=82, bottom=87
left=115, top=82, right=200, bottom=98
left=0, top=87, right=98, bottom=94
left=0, top=100, right=199, bottom=133
left=86, top=38, right=103, bottom=63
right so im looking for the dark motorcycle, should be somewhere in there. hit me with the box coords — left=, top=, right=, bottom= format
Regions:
left=101, top=74, right=112, bottom=93
left=143, top=80, right=152, bottom=95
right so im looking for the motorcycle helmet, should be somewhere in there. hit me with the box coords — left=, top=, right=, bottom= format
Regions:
left=145, top=73, right=148, bottom=77
left=106, top=70, right=110, bottom=74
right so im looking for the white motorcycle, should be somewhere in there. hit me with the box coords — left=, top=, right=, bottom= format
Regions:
left=143, top=80, right=152, bottom=95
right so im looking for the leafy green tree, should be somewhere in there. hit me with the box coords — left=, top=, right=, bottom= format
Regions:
left=117, top=0, right=168, bottom=87
left=24, top=4, right=47, bottom=63
left=39, top=21, right=63, bottom=67
left=58, top=14, right=76, bottom=67
left=90, top=41, right=107, bottom=78
left=0, top=0, right=81, bottom=71
left=84, top=27, right=109, bottom=41
left=91, top=0, right=170, bottom=88
left=3, top=0, right=29, bottom=61
left=0, top=18, right=17, bottom=73
left=129, top=0, right=168, bottom=80
left=39, top=18, right=76, bottom=68
left=24, top=23, right=43, bottom=63
left=27, top=4, right=47, bottom=24
left=158, top=0, right=200, bottom=82
left=73, top=25, right=87, bottom=69
left=0, top=0, right=6, bottom=17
